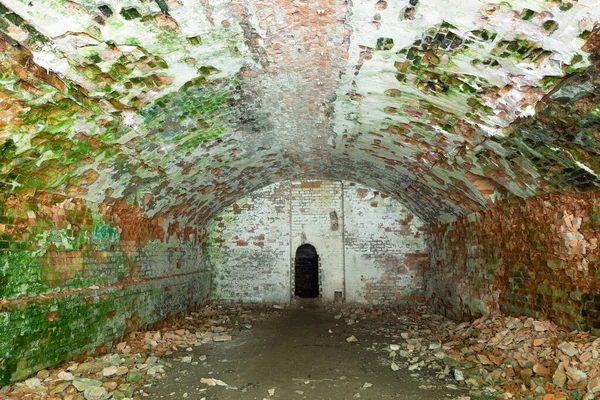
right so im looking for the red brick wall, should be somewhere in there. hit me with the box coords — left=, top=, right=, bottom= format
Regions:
left=0, top=187, right=209, bottom=384
left=425, top=191, right=600, bottom=335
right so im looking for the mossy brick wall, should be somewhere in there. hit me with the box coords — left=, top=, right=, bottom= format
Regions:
left=425, top=191, right=600, bottom=335
left=0, top=185, right=209, bottom=386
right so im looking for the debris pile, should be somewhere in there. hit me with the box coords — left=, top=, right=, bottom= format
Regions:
left=3, top=302, right=600, bottom=400
left=336, top=305, right=600, bottom=400
left=0, top=305, right=275, bottom=399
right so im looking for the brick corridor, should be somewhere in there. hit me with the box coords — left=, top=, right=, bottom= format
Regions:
left=0, top=0, right=599, bottom=397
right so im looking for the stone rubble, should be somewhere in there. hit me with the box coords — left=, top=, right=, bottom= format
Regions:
left=199, top=377, right=229, bottom=387
left=346, top=335, right=359, bottom=343
left=0, top=305, right=277, bottom=399
left=332, top=304, right=600, bottom=400
left=4, top=303, right=600, bottom=399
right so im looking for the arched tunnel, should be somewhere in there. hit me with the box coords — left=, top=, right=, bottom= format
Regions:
left=1, top=0, right=600, bottom=398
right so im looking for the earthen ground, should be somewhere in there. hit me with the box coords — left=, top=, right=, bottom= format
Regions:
left=145, top=308, right=472, bottom=400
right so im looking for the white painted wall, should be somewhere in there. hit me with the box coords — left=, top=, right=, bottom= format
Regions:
left=343, top=182, right=428, bottom=304
left=206, top=180, right=428, bottom=305
left=206, top=182, right=291, bottom=303
left=290, top=181, right=345, bottom=301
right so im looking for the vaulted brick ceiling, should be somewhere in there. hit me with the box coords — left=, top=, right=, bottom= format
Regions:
left=0, top=0, right=599, bottom=223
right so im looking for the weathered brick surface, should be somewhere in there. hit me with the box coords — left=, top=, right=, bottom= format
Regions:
left=291, top=180, right=345, bottom=301
left=0, top=0, right=597, bottom=230
left=0, top=272, right=209, bottom=384
left=425, top=191, right=600, bottom=335
left=206, top=182, right=292, bottom=303
left=0, top=186, right=208, bottom=385
left=344, top=182, right=428, bottom=304
left=0, top=0, right=599, bottom=387
left=207, top=180, right=428, bottom=305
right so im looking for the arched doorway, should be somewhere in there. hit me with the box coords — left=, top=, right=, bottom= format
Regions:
left=295, top=244, right=319, bottom=298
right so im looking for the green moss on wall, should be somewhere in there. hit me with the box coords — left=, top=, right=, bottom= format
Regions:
left=0, top=252, right=49, bottom=299
left=139, top=75, right=235, bottom=154
left=0, top=271, right=209, bottom=386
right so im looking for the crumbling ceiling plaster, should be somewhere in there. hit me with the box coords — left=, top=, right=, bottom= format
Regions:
left=0, top=0, right=599, bottom=224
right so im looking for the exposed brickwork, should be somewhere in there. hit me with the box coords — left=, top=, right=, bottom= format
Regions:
left=207, top=180, right=428, bottom=305
left=344, top=182, right=428, bottom=304
left=0, top=272, right=208, bottom=384
left=426, top=191, right=600, bottom=335
left=0, top=185, right=208, bottom=385
left=291, top=180, right=345, bottom=300
left=0, top=1, right=597, bottom=228
left=206, top=182, right=291, bottom=303
left=0, top=0, right=599, bottom=389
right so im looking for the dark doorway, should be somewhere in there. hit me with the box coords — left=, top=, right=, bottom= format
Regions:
left=295, top=244, right=319, bottom=298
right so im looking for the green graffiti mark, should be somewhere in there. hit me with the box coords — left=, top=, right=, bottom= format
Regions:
left=93, top=225, right=119, bottom=240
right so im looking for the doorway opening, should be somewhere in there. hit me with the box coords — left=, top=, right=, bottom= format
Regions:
left=295, top=244, right=319, bottom=298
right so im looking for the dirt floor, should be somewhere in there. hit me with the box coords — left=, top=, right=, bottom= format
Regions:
left=8, top=302, right=598, bottom=399
left=144, top=307, right=472, bottom=400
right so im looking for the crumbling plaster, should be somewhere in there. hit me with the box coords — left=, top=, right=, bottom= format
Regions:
left=0, top=0, right=597, bottom=226
left=206, top=180, right=428, bottom=305
left=1, top=0, right=600, bottom=385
